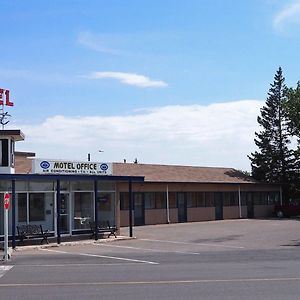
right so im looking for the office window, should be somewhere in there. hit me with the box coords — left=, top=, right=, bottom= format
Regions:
left=73, top=192, right=93, bottom=229
left=0, top=139, right=8, bottom=167
left=18, top=193, right=27, bottom=222
left=29, top=193, right=45, bottom=222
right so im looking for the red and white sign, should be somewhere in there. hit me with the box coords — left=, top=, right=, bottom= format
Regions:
left=4, top=192, right=10, bottom=210
left=0, top=89, right=14, bottom=106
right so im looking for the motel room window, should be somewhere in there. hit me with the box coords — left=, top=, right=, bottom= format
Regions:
left=145, top=193, right=155, bottom=209
left=155, top=192, right=167, bottom=209
left=120, top=192, right=129, bottom=210
left=223, top=192, right=239, bottom=206
left=17, top=193, right=27, bottom=223
left=196, top=192, right=205, bottom=207
left=168, top=192, right=177, bottom=208
left=253, top=192, right=261, bottom=205
left=29, top=193, right=45, bottom=222
left=205, top=192, right=214, bottom=207
left=240, top=192, right=247, bottom=206
left=260, top=192, right=269, bottom=205
left=268, top=192, right=280, bottom=205
left=187, top=192, right=197, bottom=208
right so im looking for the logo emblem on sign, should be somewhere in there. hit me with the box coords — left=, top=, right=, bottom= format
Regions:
left=40, top=161, right=50, bottom=169
left=100, top=163, right=109, bottom=171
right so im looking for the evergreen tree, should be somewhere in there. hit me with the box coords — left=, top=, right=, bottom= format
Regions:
left=285, top=82, right=300, bottom=194
left=248, top=67, right=294, bottom=202
left=285, top=81, right=300, bottom=137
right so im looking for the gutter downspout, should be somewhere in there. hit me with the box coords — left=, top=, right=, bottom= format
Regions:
left=238, top=185, right=242, bottom=218
left=166, top=184, right=170, bottom=224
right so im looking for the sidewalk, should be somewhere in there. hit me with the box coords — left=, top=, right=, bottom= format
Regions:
left=4, top=235, right=135, bottom=252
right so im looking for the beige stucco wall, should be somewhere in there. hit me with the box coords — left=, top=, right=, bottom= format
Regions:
left=187, top=207, right=215, bottom=222
left=145, top=209, right=167, bottom=225
left=169, top=208, right=178, bottom=223
left=241, top=206, right=248, bottom=218
left=223, top=206, right=240, bottom=219
left=254, top=205, right=275, bottom=218
left=120, top=211, right=129, bottom=227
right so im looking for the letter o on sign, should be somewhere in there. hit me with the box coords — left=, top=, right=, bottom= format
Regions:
left=4, top=192, right=10, bottom=210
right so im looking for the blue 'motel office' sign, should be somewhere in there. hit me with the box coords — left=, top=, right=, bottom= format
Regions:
left=32, top=159, right=113, bottom=175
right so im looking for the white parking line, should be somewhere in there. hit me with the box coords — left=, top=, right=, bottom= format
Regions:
left=15, top=263, right=142, bottom=267
left=41, top=248, right=159, bottom=265
left=98, top=244, right=201, bottom=255
left=139, top=238, right=245, bottom=249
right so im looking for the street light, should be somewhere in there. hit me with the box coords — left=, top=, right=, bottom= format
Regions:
left=87, top=150, right=104, bottom=162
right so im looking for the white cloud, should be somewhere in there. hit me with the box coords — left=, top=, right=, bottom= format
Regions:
left=273, top=1, right=300, bottom=32
left=84, top=71, right=168, bottom=88
left=77, top=31, right=121, bottom=55
left=14, top=100, right=263, bottom=171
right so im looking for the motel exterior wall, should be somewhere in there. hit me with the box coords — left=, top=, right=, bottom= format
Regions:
left=117, top=181, right=280, bottom=227
left=11, top=153, right=281, bottom=231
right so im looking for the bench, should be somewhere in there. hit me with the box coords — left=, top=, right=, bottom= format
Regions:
left=89, top=221, right=117, bottom=238
left=17, top=224, right=50, bottom=245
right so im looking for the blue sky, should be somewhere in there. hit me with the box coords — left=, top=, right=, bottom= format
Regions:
left=1, top=0, right=300, bottom=170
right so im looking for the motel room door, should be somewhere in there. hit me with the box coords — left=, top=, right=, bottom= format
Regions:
left=214, top=192, right=223, bottom=220
left=246, top=193, right=254, bottom=218
left=177, top=193, right=187, bottom=223
left=134, top=193, right=145, bottom=226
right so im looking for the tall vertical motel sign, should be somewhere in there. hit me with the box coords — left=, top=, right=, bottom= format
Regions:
left=0, top=88, right=14, bottom=129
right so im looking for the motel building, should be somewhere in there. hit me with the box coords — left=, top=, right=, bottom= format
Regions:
left=0, top=129, right=281, bottom=246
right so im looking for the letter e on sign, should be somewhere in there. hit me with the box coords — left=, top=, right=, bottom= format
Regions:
left=4, top=192, right=10, bottom=210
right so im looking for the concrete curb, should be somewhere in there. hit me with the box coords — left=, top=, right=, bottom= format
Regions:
left=11, top=236, right=136, bottom=252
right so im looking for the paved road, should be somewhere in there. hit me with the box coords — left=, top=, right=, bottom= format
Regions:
left=1, top=219, right=300, bottom=299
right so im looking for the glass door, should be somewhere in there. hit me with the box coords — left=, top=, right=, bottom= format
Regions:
left=134, top=193, right=145, bottom=226
left=60, top=193, right=70, bottom=234
left=177, top=193, right=187, bottom=223
left=214, top=192, right=223, bottom=220
left=247, top=193, right=254, bottom=218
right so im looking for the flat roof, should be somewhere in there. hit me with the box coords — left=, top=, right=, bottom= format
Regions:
left=0, top=173, right=144, bottom=182
left=0, top=130, right=25, bottom=141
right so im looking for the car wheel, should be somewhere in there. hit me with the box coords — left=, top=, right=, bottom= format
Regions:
left=277, top=211, right=283, bottom=218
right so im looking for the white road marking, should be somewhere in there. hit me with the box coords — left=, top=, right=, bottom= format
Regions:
left=16, top=263, right=141, bottom=267
left=0, top=266, right=13, bottom=278
left=98, top=243, right=201, bottom=255
left=1, top=277, right=300, bottom=287
left=41, top=248, right=159, bottom=265
left=139, top=238, right=245, bottom=249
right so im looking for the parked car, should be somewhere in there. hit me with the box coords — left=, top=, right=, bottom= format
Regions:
left=275, top=200, right=300, bottom=218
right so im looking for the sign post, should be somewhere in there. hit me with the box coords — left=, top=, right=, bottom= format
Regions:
left=3, top=192, right=10, bottom=261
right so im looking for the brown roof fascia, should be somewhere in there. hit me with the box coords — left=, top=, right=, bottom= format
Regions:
left=0, top=129, right=25, bottom=141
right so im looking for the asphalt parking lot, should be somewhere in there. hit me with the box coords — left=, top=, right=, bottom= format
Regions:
left=1, top=219, right=300, bottom=300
